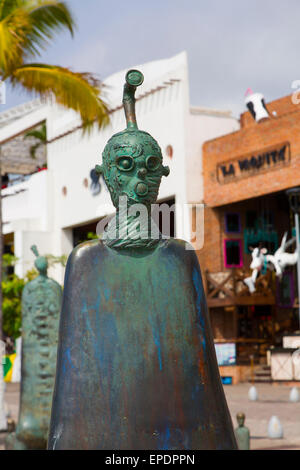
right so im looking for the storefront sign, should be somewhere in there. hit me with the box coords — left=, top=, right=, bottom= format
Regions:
left=217, top=142, right=290, bottom=184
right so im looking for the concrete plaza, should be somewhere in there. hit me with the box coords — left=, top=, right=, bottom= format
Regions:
left=0, top=381, right=299, bottom=450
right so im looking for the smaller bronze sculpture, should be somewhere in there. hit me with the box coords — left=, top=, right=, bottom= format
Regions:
left=6, top=246, right=62, bottom=450
left=7, top=418, right=16, bottom=433
left=235, top=412, right=250, bottom=450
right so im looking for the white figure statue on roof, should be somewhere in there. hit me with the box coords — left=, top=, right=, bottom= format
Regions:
left=244, top=232, right=298, bottom=293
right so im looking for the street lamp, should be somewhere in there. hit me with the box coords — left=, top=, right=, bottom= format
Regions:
left=286, top=187, right=300, bottom=330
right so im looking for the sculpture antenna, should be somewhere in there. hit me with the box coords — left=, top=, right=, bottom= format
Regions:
left=122, top=69, right=144, bottom=130
left=31, top=245, right=39, bottom=258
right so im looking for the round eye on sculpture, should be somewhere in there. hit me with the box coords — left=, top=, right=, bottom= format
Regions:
left=116, top=156, right=135, bottom=171
left=146, top=155, right=161, bottom=171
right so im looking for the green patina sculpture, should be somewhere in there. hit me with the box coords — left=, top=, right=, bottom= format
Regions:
left=48, top=70, right=237, bottom=450
left=235, top=412, right=250, bottom=450
left=95, top=69, right=170, bottom=249
left=6, top=246, right=62, bottom=450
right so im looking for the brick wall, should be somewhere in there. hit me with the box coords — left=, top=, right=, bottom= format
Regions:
left=203, top=95, right=300, bottom=208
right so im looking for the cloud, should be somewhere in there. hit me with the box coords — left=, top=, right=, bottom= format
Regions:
left=3, top=0, right=300, bottom=119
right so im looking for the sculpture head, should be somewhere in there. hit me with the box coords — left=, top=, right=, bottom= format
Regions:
left=236, top=412, right=245, bottom=427
left=31, top=245, right=48, bottom=277
left=95, top=70, right=169, bottom=208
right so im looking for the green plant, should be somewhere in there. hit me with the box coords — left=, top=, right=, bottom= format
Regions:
left=2, top=274, right=25, bottom=339
left=25, top=266, right=38, bottom=281
left=87, top=232, right=98, bottom=240
left=2, top=253, right=18, bottom=279
left=24, top=122, right=47, bottom=159
left=45, top=253, right=68, bottom=267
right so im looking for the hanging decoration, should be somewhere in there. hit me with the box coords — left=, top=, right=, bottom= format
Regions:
left=90, top=168, right=102, bottom=196
left=244, top=232, right=298, bottom=293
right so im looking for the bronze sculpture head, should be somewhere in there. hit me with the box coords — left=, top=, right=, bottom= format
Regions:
left=95, top=70, right=169, bottom=209
left=31, top=245, right=48, bottom=276
left=236, top=412, right=246, bottom=427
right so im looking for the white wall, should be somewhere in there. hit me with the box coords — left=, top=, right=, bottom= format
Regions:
left=185, top=108, right=239, bottom=204
left=2, top=170, right=50, bottom=230
left=1, top=170, right=57, bottom=278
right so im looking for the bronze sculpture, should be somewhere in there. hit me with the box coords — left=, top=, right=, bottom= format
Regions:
left=6, top=246, right=62, bottom=450
left=235, top=412, right=250, bottom=450
left=48, top=70, right=237, bottom=450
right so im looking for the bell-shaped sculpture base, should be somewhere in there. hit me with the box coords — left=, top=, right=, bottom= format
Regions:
left=6, top=275, right=62, bottom=450
left=48, top=239, right=237, bottom=450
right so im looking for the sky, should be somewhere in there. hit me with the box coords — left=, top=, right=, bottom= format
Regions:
left=3, top=0, right=300, bottom=118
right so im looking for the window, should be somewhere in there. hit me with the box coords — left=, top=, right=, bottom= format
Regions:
left=72, top=221, right=98, bottom=247
left=246, top=211, right=257, bottom=230
left=225, top=213, right=240, bottom=233
left=224, top=239, right=243, bottom=268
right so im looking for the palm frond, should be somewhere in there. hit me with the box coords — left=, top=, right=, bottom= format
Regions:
left=0, top=8, right=32, bottom=72
left=11, top=63, right=110, bottom=131
left=0, top=1, right=75, bottom=73
left=0, top=0, right=20, bottom=20
left=29, top=142, right=39, bottom=158
left=25, top=1, right=75, bottom=53
left=24, top=122, right=47, bottom=141
left=24, top=121, right=47, bottom=158
left=24, top=129, right=44, bottom=140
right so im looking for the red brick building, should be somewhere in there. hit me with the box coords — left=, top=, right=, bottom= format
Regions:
left=201, top=94, right=300, bottom=382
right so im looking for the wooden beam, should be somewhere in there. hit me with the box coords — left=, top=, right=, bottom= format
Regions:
left=207, top=295, right=276, bottom=308
left=207, top=272, right=234, bottom=299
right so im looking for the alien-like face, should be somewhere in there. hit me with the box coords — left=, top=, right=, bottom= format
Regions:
left=100, top=130, right=169, bottom=208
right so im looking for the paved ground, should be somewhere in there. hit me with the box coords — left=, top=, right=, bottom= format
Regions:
left=0, top=382, right=19, bottom=451
left=0, top=381, right=299, bottom=450
left=224, top=382, right=300, bottom=450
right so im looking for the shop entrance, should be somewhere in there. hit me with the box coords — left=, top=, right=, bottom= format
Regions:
left=236, top=305, right=274, bottom=364
left=238, top=305, right=274, bottom=340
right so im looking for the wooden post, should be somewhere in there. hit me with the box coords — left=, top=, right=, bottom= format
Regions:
left=233, top=305, right=238, bottom=339
left=250, top=354, right=255, bottom=384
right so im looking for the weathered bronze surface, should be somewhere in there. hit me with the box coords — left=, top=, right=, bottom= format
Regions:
left=48, top=70, right=237, bottom=450
left=6, top=246, right=62, bottom=450
left=235, top=412, right=250, bottom=450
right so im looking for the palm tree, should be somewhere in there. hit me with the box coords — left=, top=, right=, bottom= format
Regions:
left=24, top=122, right=47, bottom=160
left=0, top=0, right=110, bottom=340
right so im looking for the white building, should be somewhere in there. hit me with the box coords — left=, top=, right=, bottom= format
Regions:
left=1, top=52, right=239, bottom=284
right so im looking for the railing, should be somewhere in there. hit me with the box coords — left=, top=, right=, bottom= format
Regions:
left=205, top=268, right=276, bottom=307
left=2, top=167, right=47, bottom=192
